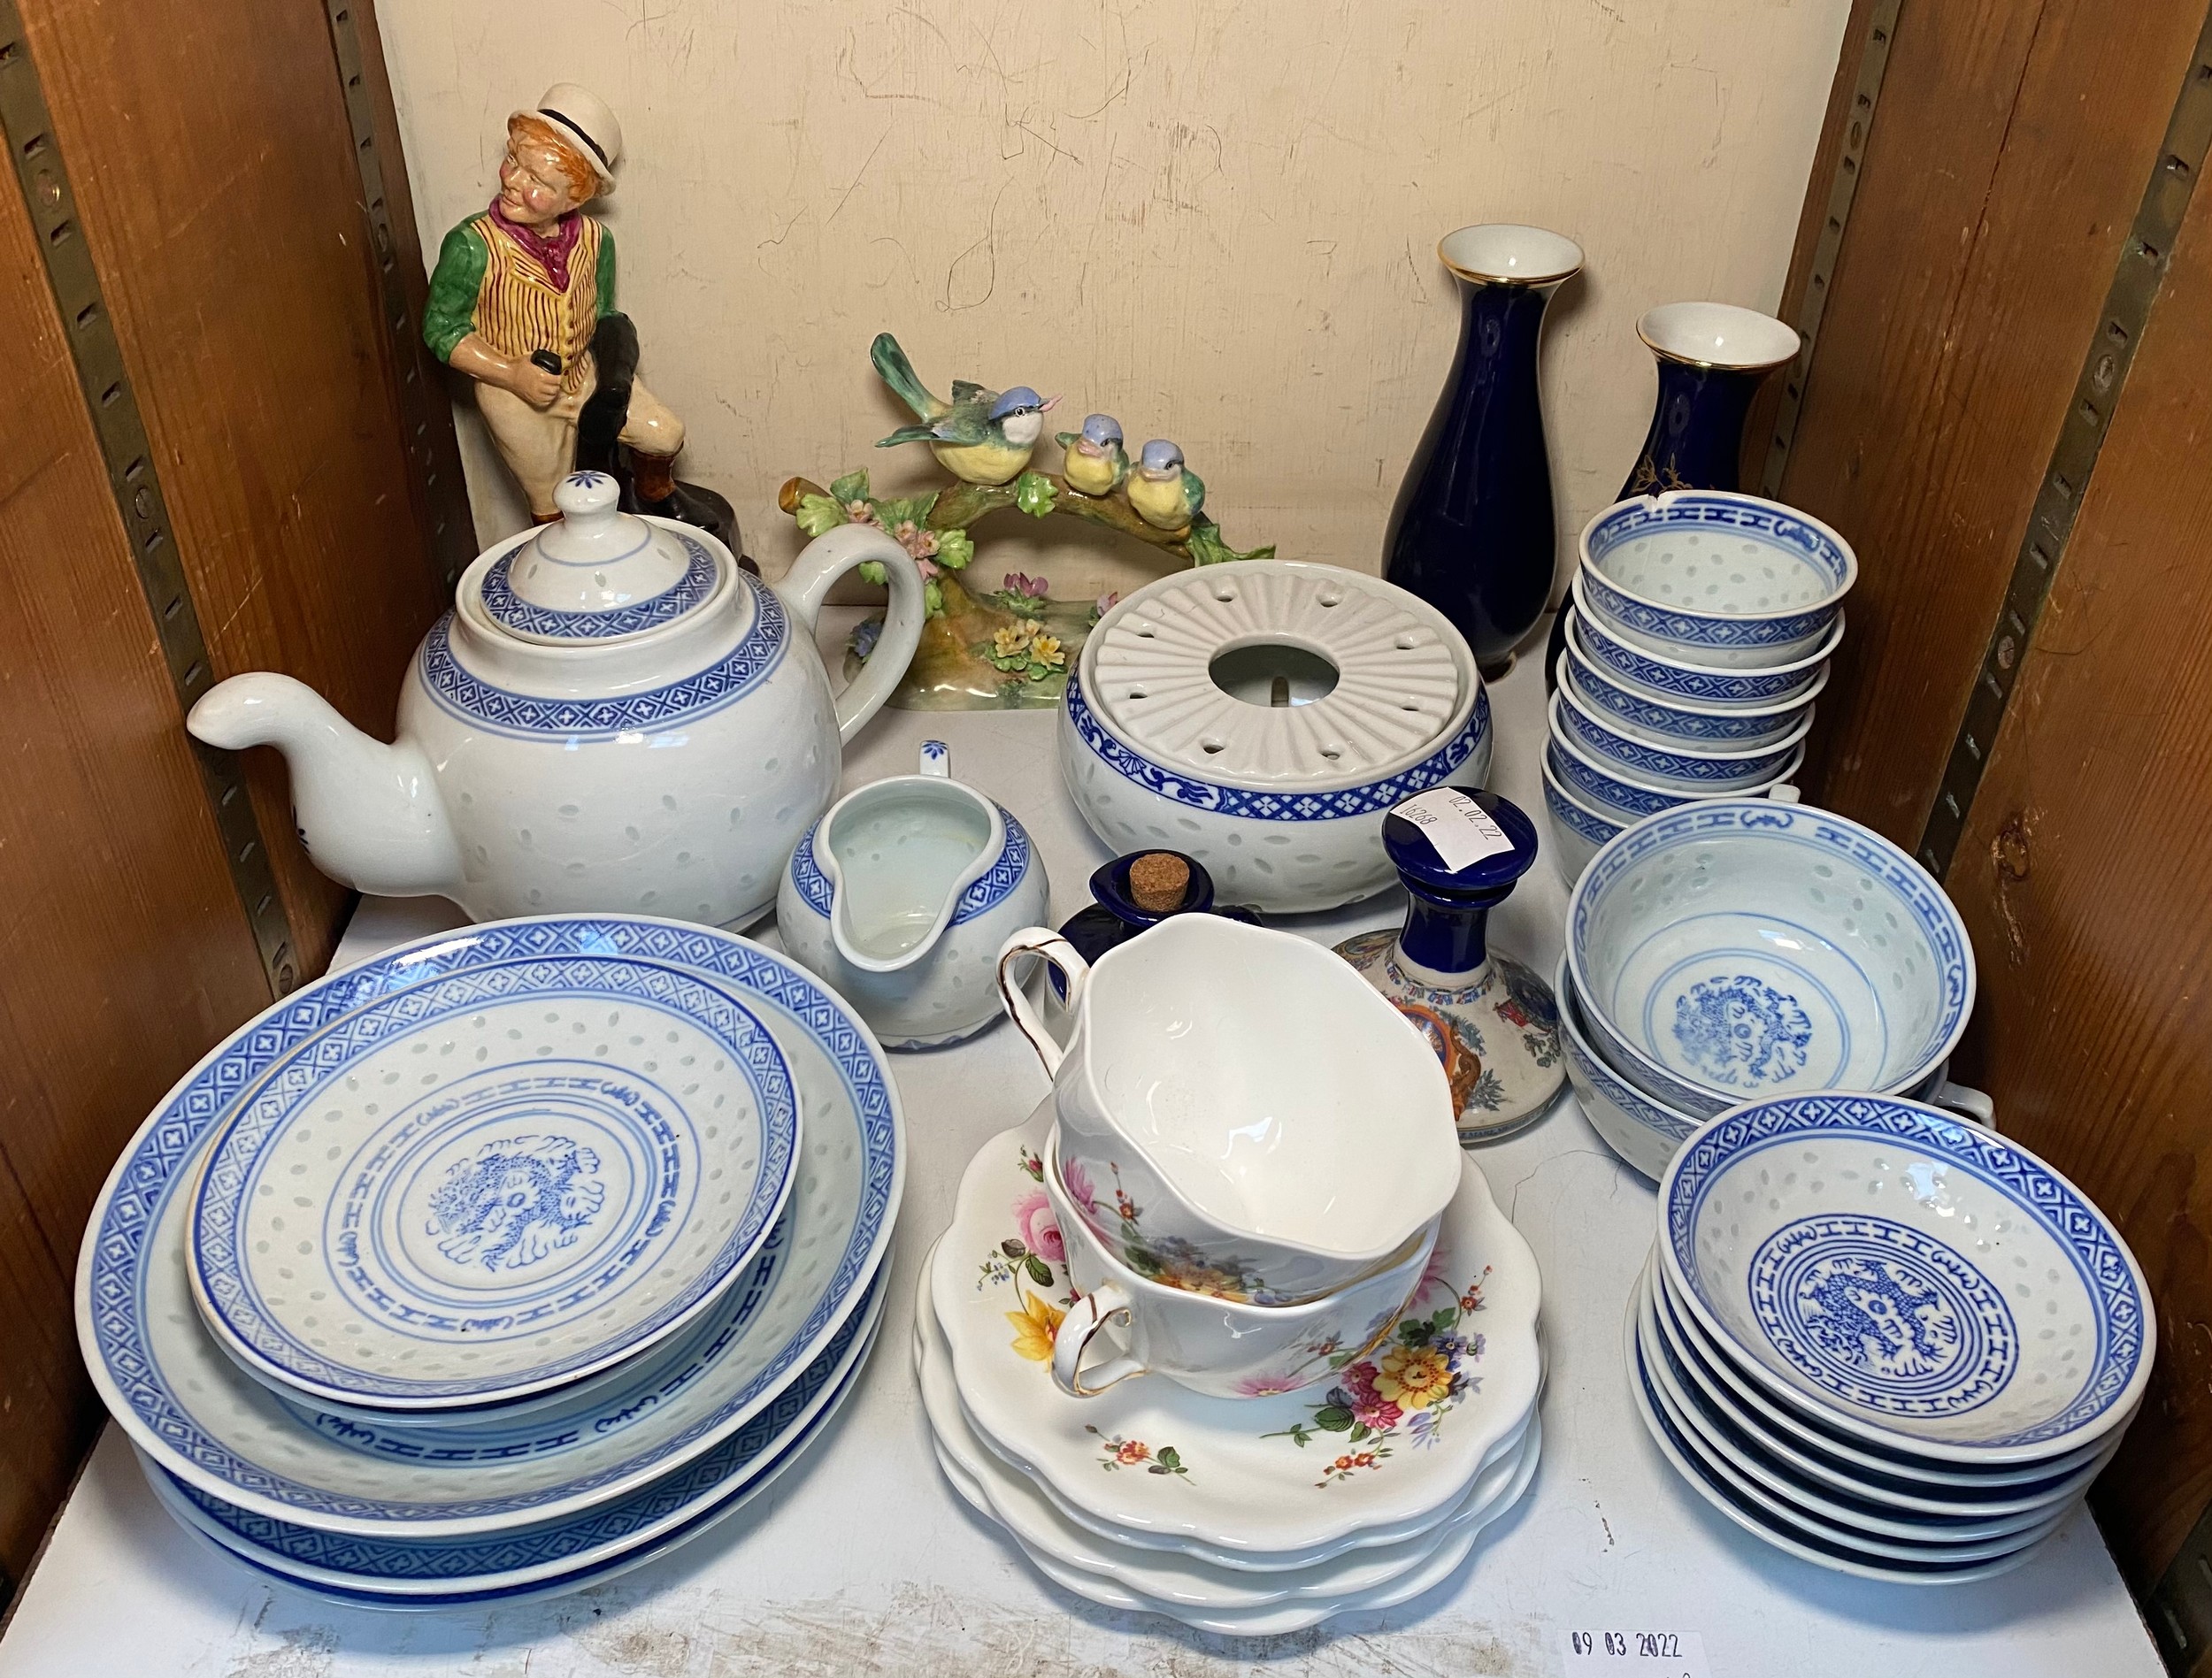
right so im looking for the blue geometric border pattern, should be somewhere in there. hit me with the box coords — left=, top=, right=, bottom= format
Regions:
left=1542, top=775, right=1623, bottom=845
left=1558, top=697, right=1792, bottom=785
left=1067, top=671, right=1492, bottom=820
left=191, top=956, right=800, bottom=1403
left=1664, top=1093, right=2147, bottom=1449
left=418, top=571, right=789, bottom=739
left=478, top=530, right=718, bottom=640
left=1568, top=803, right=1972, bottom=1058
left=88, top=916, right=900, bottom=1525
left=165, top=1276, right=873, bottom=1581
left=1548, top=741, right=1683, bottom=818
left=153, top=1336, right=869, bottom=1610
left=1570, top=663, right=1803, bottom=744
left=1578, top=616, right=1826, bottom=706
left=787, top=807, right=1033, bottom=924
left=1585, top=494, right=1848, bottom=650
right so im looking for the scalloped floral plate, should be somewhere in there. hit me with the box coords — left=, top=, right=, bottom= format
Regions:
left=930, top=1107, right=1540, bottom=1559
left=917, top=1247, right=1536, bottom=1606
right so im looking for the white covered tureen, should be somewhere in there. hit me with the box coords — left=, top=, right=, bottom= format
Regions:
left=188, top=471, right=926, bottom=926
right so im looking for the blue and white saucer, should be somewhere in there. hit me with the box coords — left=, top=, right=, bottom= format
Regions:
left=1657, top=1092, right=2151, bottom=1465
left=79, top=918, right=903, bottom=1539
left=190, top=954, right=803, bottom=1411
left=1624, top=1268, right=2054, bottom=1585
left=144, top=1268, right=882, bottom=1602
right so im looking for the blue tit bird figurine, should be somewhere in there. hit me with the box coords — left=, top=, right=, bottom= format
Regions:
left=1126, top=439, right=1205, bottom=532
left=871, top=333, right=1057, bottom=486
left=1056, top=412, right=1128, bottom=498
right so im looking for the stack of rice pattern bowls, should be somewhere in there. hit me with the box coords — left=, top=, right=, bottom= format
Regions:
left=76, top=916, right=904, bottom=1608
left=1629, top=1091, right=2152, bottom=1583
left=1543, top=490, right=1854, bottom=885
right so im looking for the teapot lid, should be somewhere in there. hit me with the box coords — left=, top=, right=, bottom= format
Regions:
left=474, top=471, right=719, bottom=642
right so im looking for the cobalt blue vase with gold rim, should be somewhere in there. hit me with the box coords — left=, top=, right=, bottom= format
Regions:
left=1384, top=225, right=1583, bottom=678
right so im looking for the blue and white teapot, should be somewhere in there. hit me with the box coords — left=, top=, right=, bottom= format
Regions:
left=778, top=741, right=1048, bottom=1048
left=184, top=471, right=928, bottom=928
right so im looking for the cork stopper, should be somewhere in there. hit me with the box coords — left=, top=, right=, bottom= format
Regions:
left=1126, top=851, right=1191, bottom=914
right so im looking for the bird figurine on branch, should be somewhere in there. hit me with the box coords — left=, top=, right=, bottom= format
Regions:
left=871, top=333, right=1057, bottom=486
left=1127, top=439, right=1205, bottom=532
left=1056, top=412, right=1128, bottom=498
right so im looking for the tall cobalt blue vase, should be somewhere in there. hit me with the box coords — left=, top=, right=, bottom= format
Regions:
left=1384, top=225, right=1583, bottom=677
left=1544, top=300, right=1801, bottom=691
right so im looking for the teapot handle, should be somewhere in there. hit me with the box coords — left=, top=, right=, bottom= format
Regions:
left=996, top=927, right=1087, bottom=1077
left=770, top=523, right=929, bottom=744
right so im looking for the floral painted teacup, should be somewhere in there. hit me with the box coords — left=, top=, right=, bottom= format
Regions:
left=995, top=915, right=1463, bottom=1306
left=1041, top=1128, right=1438, bottom=1399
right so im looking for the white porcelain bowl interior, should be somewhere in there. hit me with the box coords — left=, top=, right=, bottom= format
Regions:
left=1065, top=915, right=1462, bottom=1273
left=1578, top=493, right=1856, bottom=670
left=1571, top=576, right=1842, bottom=707
left=1567, top=801, right=1974, bottom=1110
left=1659, top=1093, right=2154, bottom=1463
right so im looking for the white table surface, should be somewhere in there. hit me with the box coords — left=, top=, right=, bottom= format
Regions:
left=0, top=622, right=2162, bottom=1677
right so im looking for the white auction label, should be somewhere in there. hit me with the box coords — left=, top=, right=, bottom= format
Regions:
left=1392, top=786, right=1512, bottom=872
left=1560, top=1628, right=1712, bottom=1677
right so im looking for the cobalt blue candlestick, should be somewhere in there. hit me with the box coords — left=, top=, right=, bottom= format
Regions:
left=1333, top=791, right=1563, bottom=1143
left=1544, top=301, right=1801, bottom=693
left=1385, top=225, right=1583, bottom=677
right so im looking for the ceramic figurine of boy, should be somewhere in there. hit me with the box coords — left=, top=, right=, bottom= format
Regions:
left=423, top=84, right=693, bottom=525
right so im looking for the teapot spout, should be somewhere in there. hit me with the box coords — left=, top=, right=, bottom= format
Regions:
left=188, top=672, right=464, bottom=900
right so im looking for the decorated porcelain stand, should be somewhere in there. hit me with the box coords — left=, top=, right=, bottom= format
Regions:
left=1333, top=793, right=1564, bottom=1143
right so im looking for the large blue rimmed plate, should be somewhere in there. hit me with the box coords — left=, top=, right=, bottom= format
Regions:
left=78, top=917, right=903, bottom=1537
left=144, top=1267, right=882, bottom=1600
left=189, top=954, right=802, bottom=1411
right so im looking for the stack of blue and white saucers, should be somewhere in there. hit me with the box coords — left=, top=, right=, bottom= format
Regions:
left=1542, top=490, right=1854, bottom=885
left=1555, top=796, right=1993, bottom=1182
left=1630, top=1092, right=2153, bottom=1584
left=76, top=916, right=903, bottom=1608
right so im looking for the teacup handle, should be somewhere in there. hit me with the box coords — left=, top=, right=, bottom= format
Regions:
left=1052, top=1284, right=1145, bottom=1397
left=1926, top=1079, right=1996, bottom=1128
left=995, top=928, right=1087, bottom=1077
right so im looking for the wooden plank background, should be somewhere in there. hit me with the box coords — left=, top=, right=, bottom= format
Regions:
left=1765, top=0, right=2212, bottom=1617
left=19, top=0, right=464, bottom=978
left=1947, top=165, right=2212, bottom=1598
left=0, top=0, right=465, bottom=1586
left=1776, top=0, right=2209, bottom=846
left=0, top=165, right=273, bottom=1584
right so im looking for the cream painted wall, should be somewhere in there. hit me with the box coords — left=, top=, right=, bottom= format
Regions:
left=378, top=0, right=1847, bottom=609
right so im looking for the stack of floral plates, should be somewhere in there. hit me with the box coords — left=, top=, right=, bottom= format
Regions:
left=77, top=916, right=904, bottom=1608
left=918, top=1104, right=1542, bottom=1633
left=1628, top=1092, right=2153, bottom=1584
